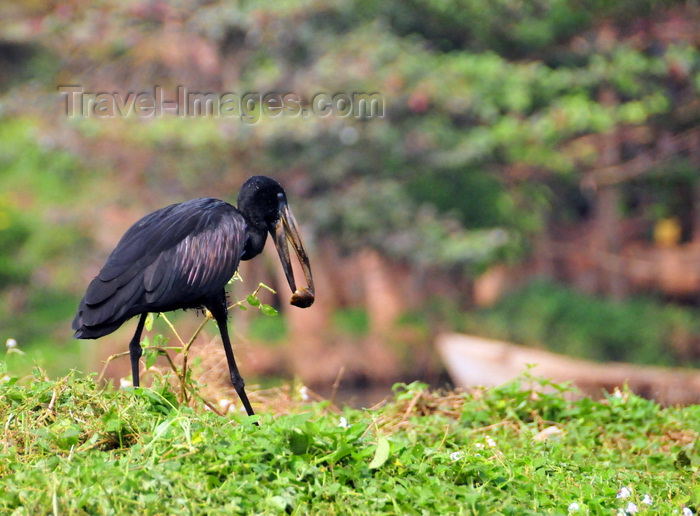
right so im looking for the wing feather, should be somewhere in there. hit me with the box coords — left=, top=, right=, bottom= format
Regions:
left=73, top=198, right=247, bottom=338
left=144, top=253, right=168, bottom=292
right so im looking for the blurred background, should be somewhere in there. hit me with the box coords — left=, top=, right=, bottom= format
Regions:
left=1, top=0, right=700, bottom=405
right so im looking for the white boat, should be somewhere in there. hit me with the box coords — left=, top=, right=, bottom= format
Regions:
left=436, top=332, right=700, bottom=405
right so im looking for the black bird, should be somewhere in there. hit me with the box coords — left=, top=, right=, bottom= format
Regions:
left=73, top=176, right=315, bottom=416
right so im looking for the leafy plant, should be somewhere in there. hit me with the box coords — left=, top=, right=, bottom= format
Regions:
left=1, top=367, right=698, bottom=514
left=96, top=280, right=281, bottom=414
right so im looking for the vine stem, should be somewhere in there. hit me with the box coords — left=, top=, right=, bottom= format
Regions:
left=97, top=281, right=277, bottom=414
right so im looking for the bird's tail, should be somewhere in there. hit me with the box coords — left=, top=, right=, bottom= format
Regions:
left=72, top=309, right=124, bottom=339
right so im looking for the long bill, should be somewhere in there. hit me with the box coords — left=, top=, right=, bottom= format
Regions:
left=271, top=202, right=315, bottom=308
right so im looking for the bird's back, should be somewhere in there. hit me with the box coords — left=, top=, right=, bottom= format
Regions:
left=73, top=198, right=247, bottom=339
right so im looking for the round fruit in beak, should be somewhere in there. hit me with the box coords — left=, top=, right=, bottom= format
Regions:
left=290, top=287, right=314, bottom=308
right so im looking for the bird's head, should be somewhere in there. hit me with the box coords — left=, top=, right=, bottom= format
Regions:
left=238, top=176, right=315, bottom=308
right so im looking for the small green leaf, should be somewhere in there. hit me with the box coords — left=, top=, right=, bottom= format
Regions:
left=268, top=496, right=291, bottom=512
left=260, top=304, right=279, bottom=317
left=144, top=350, right=158, bottom=370
left=105, top=418, right=123, bottom=433
left=145, top=313, right=155, bottom=332
left=141, top=335, right=150, bottom=348
left=151, top=334, right=164, bottom=347
left=288, top=429, right=310, bottom=455
left=317, top=444, right=353, bottom=465
left=369, top=436, right=391, bottom=469
left=101, top=407, right=118, bottom=424
left=690, top=485, right=700, bottom=505
left=247, top=294, right=261, bottom=307
left=54, top=424, right=81, bottom=450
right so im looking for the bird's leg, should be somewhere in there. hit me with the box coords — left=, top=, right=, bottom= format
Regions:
left=129, top=313, right=148, bottom=388
left=209, top=301, right=256, bottom=417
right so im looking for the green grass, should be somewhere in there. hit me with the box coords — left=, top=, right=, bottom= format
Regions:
left=0, top=363, right=699, bottom=515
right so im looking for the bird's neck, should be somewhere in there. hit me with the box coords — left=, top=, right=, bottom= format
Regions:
left=241, top=224, right=267, bottom=261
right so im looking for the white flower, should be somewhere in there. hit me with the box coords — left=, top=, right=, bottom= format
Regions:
left=299, top=386, right=309, bottom=401
left=641, top=494, right=652, bottom=505
left=617, top=487, right=632, bottom=499
left=450, top=451, right=464, bottom=461
left=568, top=502, right=580, bottom=512
left=485, top=436, right=497, bottom=448
left=119, top=378, right=133, bottom=389
left=5, top=338, right=24, bottom=355
left=682, top=508, right=694, bottom=516
left=338, top=416, right=349, bottom=429
left=474, top=443, right=485, bottom=449
left=626, top=502, right=638, bottom=514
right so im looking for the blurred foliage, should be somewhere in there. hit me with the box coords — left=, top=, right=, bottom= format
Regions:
left=332, top=307, right=370, bottom=338
left=248, top=312, right=288, bottom=344
left=0, top=0, right=699, bottom=369
left=0, top=202, right=30, bottom=288
left=0, top=117, right=93, bottom=353
left=462, top=280, right=700, bottom=366
left=1, top=0, right=694, bottom=265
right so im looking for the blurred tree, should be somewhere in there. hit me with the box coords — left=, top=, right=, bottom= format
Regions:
left=0, top=0, right=699, bottom=360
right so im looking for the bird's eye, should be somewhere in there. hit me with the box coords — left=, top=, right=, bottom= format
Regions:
left=277, top=192, right=285, bottom=202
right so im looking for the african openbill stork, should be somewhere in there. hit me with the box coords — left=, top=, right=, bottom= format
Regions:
left=72, top=176, right=315, bottom=416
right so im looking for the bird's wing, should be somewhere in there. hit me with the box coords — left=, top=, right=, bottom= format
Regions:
left=74, top=199, right=246, bottom=334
